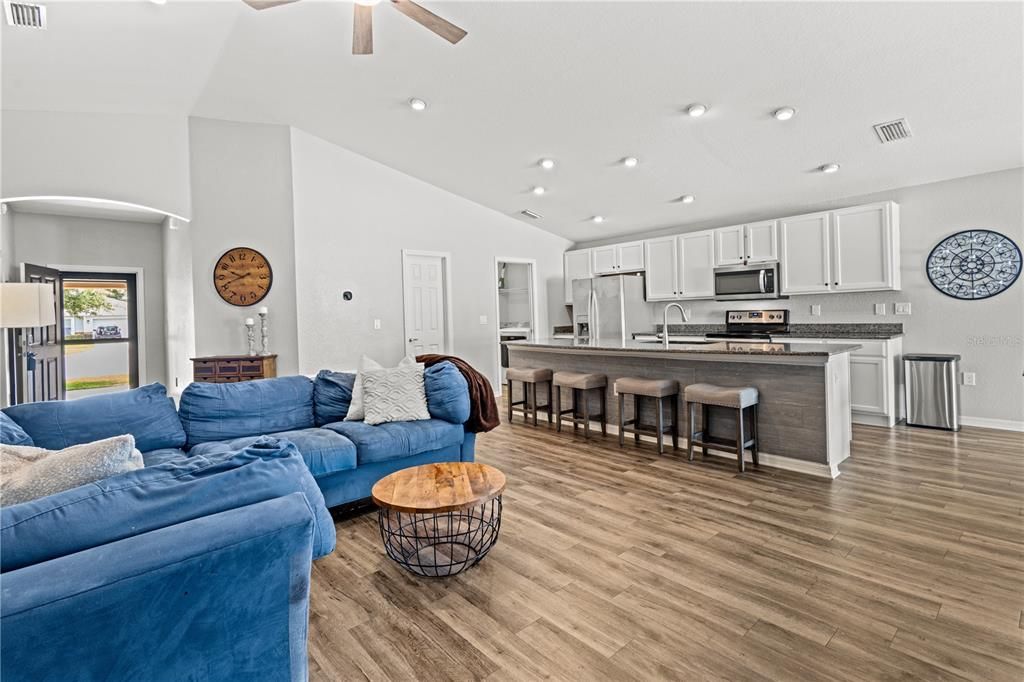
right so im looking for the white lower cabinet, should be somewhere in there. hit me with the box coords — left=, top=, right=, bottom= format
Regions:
left=785, top=336, right=903, bottom=427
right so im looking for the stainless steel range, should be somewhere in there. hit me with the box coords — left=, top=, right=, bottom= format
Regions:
left=705, top=309, right=790, bottom=342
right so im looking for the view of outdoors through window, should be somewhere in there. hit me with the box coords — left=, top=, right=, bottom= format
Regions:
left=63, top=279, right=132, bottom=399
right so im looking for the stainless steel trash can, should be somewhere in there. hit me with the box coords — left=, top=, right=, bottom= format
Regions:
left=904, top=354, right=961, bottom=431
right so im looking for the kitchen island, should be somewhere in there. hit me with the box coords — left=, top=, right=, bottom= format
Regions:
left=505, top=338, right=860, bottom=478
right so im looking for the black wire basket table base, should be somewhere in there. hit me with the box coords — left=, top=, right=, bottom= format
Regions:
left=377, top=497, right=502, bottom=577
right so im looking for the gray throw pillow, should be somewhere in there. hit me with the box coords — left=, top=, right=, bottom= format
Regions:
left=361, top=364, right=431, bottom=426
left=1, top=434, right=143, bottom=507
left=346, top=354, right=417, bottom=421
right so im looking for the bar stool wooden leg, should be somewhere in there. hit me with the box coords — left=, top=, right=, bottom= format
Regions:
left=687, top=401, right=696, bottom=461
left=555, top=386, right=562, bottom=433
left=506, top=380, right=514, bottom=422
left=582, top=389, right=591, bottom=439
left=736, top=406, right=746, bottom=473
left=671, top=395, right=679, bottom=451
left=618, top=394, right=626, bottom=447
left=634, top=396, right=641, bottom=445
left=700, top=404, right=709, bottom=457
left=572, top=389, right=579, bottom=434
left=655, top=396, right=665, bottom=454
left=600, top=389, right=607, bottom=436
left=547, top=382, right=553, bottom=424
left=531, top=383, right=538, bottom=426
left=750, top=404, right=759, bottom=467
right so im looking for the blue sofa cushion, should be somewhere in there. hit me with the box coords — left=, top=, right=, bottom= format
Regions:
left=2, top=383, right=185, bottom=452
left=313, top=370, right=355, bottom=426
left=178, top=376, right=315, bottom=448
left=322, top=419, right=464, bottom=466
left=424, top=361, right=471, bottom=425
left=190, top=428, right=356, bottom=479
left=0, top=412, right=33, bottom=446
left=0, top=437, right=335, bottom=573
left=141, top=447, right=189, bottom=467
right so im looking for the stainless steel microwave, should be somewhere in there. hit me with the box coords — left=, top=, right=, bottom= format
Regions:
left=713, top=263, right=782, bottom=300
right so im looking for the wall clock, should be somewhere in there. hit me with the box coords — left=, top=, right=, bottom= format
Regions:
left=926, top=230, right=1021, bottom=300
left=213, top=247, right=273, bottom=307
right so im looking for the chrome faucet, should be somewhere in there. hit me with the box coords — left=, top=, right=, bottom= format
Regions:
left=662, top=303, right=689, bottom=349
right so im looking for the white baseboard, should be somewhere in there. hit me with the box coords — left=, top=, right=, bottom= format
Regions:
left=960, top=416, right=1024, bottom=432
left=852, top=413, right=895, bottom=428
left=545, top=420, right=839, bottom=479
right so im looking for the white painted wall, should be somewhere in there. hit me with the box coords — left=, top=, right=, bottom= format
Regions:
left=575, top=168, right=1024, bottom=427
left=7, top=211, right=168, bottom=387
left=289, top=128, right=573, bottom=386
left=1, top=111, right=191, bottom=219
left=162, top=217, right=196, bottom=399
left=188, top=117, right=300, bottom=375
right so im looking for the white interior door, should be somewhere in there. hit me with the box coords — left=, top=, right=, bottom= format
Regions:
left=403, top=253, right=447, bottom=356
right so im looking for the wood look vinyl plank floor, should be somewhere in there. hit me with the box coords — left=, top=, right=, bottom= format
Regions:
left=309, top=415, right=1024, bottom=681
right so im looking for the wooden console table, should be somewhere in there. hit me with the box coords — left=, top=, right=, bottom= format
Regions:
left=191, top=354, right=277, bottom=383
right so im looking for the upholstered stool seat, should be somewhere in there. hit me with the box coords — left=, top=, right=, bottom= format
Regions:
left=506, top=367, right=554, bottom=384
left=505, top=367, right=553, bottom=426
left=613, top=377, right=680, bottom=454
left=684, top=383, right=760, bottom=472
left=552, top=372, right=607, bottom=438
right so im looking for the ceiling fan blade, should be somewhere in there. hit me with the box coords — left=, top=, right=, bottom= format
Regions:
left=241, top=0, right=301, bottom=10
left=353, top=4, right=373, bottom=55
left=391, top=0, right=467, bottom=44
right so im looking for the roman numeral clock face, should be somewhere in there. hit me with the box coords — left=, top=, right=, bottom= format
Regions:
left=214, top=247, right=273, bottom=307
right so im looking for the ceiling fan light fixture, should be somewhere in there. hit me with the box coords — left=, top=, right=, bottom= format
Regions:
left=408, top=97, right=427, bottom=111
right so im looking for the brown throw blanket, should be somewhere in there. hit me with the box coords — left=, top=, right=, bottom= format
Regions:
left=417, top=354, right=500, bottom=433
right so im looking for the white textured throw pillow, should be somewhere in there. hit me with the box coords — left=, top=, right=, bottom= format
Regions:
left=0, top=434, right=143, bottom=507
left=346, top=354, right=416, bottom=421
left=361, top=364, right=431, bottom=426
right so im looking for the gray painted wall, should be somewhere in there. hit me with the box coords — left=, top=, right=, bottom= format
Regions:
left=188, top=117, right=300, bottom=375
left=289, top=128, right=573, bottom=386
left=575, top=168, right=1024, bottom=426
left=7, top=211, right=168, bottom=387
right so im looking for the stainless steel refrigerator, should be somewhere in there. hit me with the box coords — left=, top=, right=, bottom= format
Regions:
left=572, top=273, right=648, bottom=345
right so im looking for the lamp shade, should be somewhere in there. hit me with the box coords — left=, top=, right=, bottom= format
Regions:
left=0, top=283, right=57, bottom=328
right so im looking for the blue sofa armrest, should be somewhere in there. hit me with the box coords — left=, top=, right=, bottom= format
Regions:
left=1, top=493, right=315, bottom=682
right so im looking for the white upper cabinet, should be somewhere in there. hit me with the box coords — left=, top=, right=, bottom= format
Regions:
left=745, top=220, right=778, bottom=263
left=592, top=241, right=645, bottom=274
left=779, top=212, right=832, bottom=294
left=714, top=222, right=777, bottom=265
left=714, top=225, right=746, bottom=266
left=644, top=236, right=678, bottom=301
left=831, top=202, right=900, bottom=292
left=563, top=249, right=593, bottom=304
left=678, top=230, right=716, bottom=298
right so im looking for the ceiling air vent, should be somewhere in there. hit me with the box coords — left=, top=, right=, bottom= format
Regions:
left=4, top=1, right=46, bottom=28
left=519, top=209, right=542, bottom=220
left=873, top=118, right=912, bottom=143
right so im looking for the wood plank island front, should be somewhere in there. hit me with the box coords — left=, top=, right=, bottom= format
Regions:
left=505, top=339, right=860, bottom=478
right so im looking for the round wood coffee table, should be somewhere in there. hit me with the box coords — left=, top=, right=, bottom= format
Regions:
left=371, top=462, right=506, bottom=577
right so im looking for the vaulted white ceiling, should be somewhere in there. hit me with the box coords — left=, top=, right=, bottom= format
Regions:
left=4, top=1, right=1022, bottom=242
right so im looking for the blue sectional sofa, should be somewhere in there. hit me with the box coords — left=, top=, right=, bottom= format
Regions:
left=0, top=361, right=476, bottom=681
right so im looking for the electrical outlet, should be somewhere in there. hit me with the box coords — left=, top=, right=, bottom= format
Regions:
left=963, top=372, right=976, bottom=386
left=874, top=303, right=886, bottom=315
left=810, top=304, right=821, bottom=316
left=373, top=319, right=381, bottom=330
left=479, top=315, right=488, bottom=325
left=894, top=302, right=912, bottom=315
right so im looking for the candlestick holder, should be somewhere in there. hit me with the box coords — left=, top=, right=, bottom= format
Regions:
left=259, top=312, right=270, bottom=356
left=245, top=321, right=256, bottom=356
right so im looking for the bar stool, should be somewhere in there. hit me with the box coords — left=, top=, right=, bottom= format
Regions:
left=552, top=371, right=607, bottom=438
left=684, top=383, right=759, bottom=472
left=614, top=377, right=680, bottom=454
left=505, top=367, right=553, bottom=426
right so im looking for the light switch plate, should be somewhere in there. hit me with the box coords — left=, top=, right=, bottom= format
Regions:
left=810, top=304, right=821, bottom=316
left=894, top=302, right=912, bottom=315
left=874, top=303, right=886, bottom=315
left=479, top=315, right=488, bottom=325
left=373, top=319, right=381, bottom=330
left=963, top=372, right=976, bottom=386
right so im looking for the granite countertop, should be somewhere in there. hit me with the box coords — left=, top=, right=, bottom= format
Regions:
left=654, top=323, right=904, bottom=340
left=507, top=338, right=861, bottom=357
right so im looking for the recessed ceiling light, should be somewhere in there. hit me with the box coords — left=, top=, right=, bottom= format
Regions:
left=773, top=106, right=796, bottom=121
left=538, top=158, right=555, bottom=170
left=622, top=156, right=639, bottom=168
left=532, top=186, right=546, bottom=196
left=591, top=215, right=605, bottom=224
left=680, top=194, right=695, bottom=204
left=686, top=103, right=708, bottom=117
left=408, top=98, right=427, bottom=111
left=819, top=163, right=840, bottom=174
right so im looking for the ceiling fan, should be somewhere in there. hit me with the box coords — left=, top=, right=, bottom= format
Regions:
left=241, top=0, right=467, bottom=55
